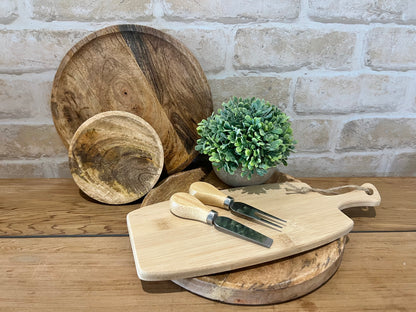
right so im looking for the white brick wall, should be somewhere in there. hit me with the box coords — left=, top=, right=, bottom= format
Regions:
left=1, top=0, right=415, bottom=177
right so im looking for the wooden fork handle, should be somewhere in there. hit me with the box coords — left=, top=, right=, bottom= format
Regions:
left=189, top=182, right=229, bottom=208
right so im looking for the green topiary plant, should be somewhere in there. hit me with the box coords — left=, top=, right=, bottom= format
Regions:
left=195, top=97, right=296, bottom=179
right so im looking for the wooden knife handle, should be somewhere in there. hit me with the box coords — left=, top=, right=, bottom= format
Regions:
left=189, top=182, right=229, bottom=208
left=170, top=192, right=217, bottom=225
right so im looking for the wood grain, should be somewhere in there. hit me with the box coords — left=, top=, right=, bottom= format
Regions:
left=68, top=111, right=163, bottom=204
left=127, top=181, right=380, bottom=280
left=0, top=179, right=136, bottom=236
left=0, top=233, right=414, bottom=311
left=141, top=168, right=209, bottom=207
left=51, top=24, right=213, bottom=174
left=0, top=177, right=414, bottom=237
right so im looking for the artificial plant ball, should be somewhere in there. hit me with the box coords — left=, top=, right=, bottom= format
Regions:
left=195, top=97, right=296, bottom=179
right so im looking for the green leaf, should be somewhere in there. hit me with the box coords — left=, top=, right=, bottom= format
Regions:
left=194, top=96, right=296, bottom=173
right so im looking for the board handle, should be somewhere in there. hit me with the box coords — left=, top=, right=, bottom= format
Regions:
left=330, top=183, right=381, bottom=210
left=170, top=192, right=217, bottom=225
left=189, top=182, right=230, bottom=209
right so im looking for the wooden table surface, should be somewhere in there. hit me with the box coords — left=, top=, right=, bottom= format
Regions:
left=0, top=176, right=415, bottom=311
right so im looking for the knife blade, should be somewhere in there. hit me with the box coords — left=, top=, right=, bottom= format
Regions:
left=189, top=181, right=287, bottom=230
left=170, top=192, right=273, bottom=248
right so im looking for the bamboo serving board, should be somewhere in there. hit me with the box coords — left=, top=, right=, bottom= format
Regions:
left=127, top=180, right=381, bottom=281
left=51, top=24, right=213, bottom=174
left=141, top=169, right=347, bottom=304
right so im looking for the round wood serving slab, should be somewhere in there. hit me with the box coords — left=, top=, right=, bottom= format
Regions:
left=141, top=169, right=347, bottom=305
left=68, top=111, right=164, bottom=204
left=51, top=24, right=213, bottom=174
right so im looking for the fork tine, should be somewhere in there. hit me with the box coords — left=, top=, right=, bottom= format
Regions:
left=252, top=207, right=287, bottom=223
left=252, top=213, right=284, bottom=230
left=229, top=202, right=286, bottom=231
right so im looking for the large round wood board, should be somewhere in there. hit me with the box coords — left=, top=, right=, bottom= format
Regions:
left=68, top=111, right=164, bottom=204
left=141, top=168, right=347, bottom=305
left=51, top=24, right=213, bottom=174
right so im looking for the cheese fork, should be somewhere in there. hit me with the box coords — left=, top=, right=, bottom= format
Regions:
left=189, top=182, right=287, bottom=231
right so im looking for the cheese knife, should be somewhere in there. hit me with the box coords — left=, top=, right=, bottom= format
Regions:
left=170, top=192, right=273, bottom=248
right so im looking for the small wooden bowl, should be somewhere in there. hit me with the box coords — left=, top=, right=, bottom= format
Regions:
left=68, top=111, right=164, bottom=204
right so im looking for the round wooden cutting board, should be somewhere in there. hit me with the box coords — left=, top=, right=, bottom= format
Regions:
left=51, top=24, right=213, bottom=174
left=173, top=237, right=346, bottom=305
left=141, top=169, right=347, bottom=305
left=68, top=111, right=164, bottom=205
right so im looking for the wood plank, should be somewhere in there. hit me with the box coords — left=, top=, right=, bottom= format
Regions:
left=1, top=177, right=415, bottom=237
left=0, top=179, right=138, bottom=236
left=0, top=233, right=414, bottom=311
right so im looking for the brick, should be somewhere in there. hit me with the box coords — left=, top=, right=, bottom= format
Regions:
left=164, top=28, right=227, bottom=73
left=389, top=152, right=416, bottom=176
left=0, top=161, right=46, bottom=178
left=0, top=0, right=18, bottom=24
left=0, top=159, right=71, bottom=178
left=0, top=29, right=89, bottom=73
left=208, top=76, right=291, bottom=110
left=308, top=0, right=416, bottom=24
left=337, top=118, right=416, bottom=151
left=0, top=74, right=53, bottom=119
left=366, top=27, right=416, bottom=71
left=234, top=28, right=356, bottom=72
left=291, top=119, right=335, bottom=152
left=284, top=154, right=384, bottom=177
left=0, top=124, right=67, bottom=160
left=294, top=74, right=408, bottom=114
left=32, top=0, right=152, bottom=21
left=163, top=0, right=299, bottom=22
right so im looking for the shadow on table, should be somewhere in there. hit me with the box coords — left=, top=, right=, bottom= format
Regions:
left=141, top=280, right=185, bottom=294
left=343, top=206, right=376, bottom=218
left=78, top=188, right=143, bottom=206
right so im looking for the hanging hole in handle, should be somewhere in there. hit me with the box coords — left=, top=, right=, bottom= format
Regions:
left=365, top=188, right=374, bottom=195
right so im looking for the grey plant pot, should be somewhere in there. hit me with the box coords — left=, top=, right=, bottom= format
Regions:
left=213, top=166, right=275, bottom=187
